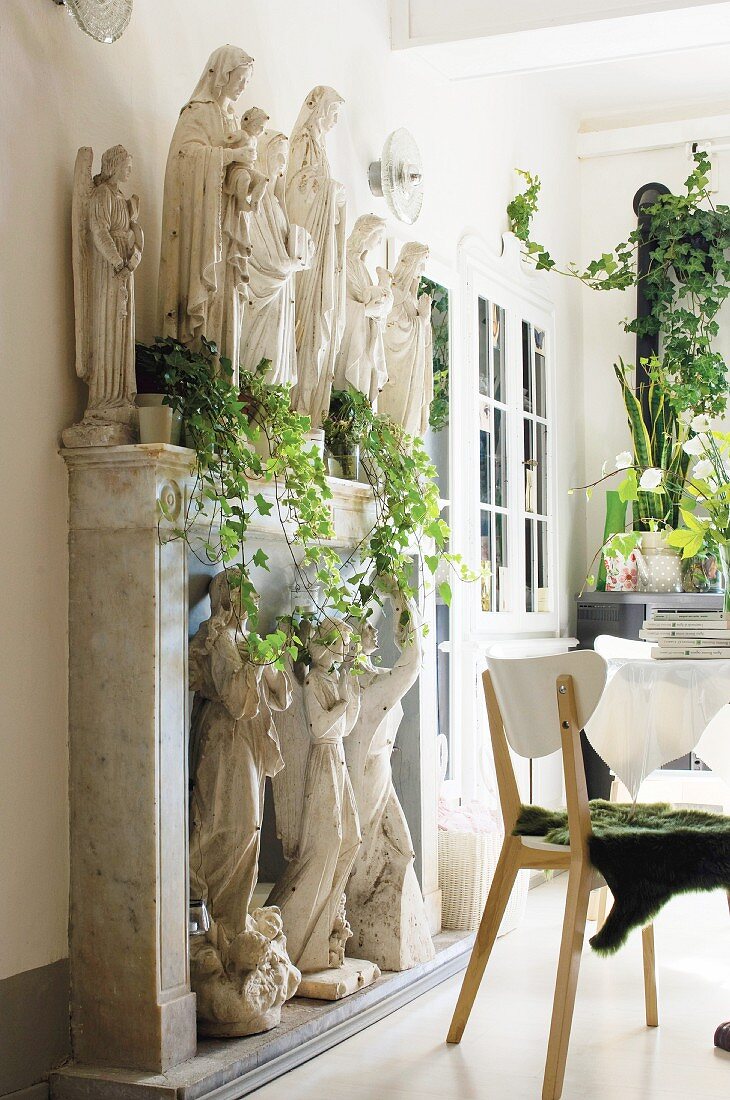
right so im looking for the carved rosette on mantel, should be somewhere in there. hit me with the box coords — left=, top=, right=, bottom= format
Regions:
left=188, top=570, right=300, bottom=1036
left=63, top=145, right=143, bottom=447
left=269, top=618, right=380, bottom=1000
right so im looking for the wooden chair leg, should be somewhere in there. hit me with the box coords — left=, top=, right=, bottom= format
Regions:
left=642, top=924, right=659, bottom=1027
left=446, top=839, right=522, bottom=1044
left=542, top=864, right=592, bottom=1100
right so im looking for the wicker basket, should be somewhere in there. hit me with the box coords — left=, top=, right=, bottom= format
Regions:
left=438, top=828, right=529, bottom=934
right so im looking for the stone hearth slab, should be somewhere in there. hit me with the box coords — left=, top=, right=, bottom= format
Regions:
left=51, top=931, right=472, bottom=1100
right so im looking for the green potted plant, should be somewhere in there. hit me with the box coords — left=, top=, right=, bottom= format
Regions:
left=135, top=338, right=184, bottom=444
left=507, top=151, right=730, bottom=585
left=322, top=388, right=371, bottom=480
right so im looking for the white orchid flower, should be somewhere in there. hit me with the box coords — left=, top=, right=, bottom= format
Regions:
left=639, top=468, right=663, bottom=491
left=693, top=458, right=714, bottom=480
left=683, top=434, right=708, bottom=456
left=615, top=451, right=632, bottom=470
left=691, top=413, right=711, bottom=434
left=679, top=408, right=694, bottom=425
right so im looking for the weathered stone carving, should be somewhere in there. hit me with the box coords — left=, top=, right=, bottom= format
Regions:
left=239, top=130, right=315, bottom=385
left=268, top=617, right=380, bottom=998
left=378, top=242, right=433, bottom=438
left=188, top=570, right=300, bottom=1035
left=333, top=214, right=393, bottom=405
left=345, top=589, right=435, bottom=970
left=64, top=145, right=143, bottom=447
left=286, top=87, right=347, bottom=428
left=158, top=45, right=261, bottom=380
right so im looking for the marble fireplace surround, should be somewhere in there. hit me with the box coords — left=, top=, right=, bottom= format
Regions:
left=53, top=443, right=460, bottom=1098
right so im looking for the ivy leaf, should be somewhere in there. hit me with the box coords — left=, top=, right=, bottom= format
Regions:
left=252, top=549, right=270, bottom=571
left=254, top=492, right=274, bottom=517
left=438, top=582, right=452, bottom=606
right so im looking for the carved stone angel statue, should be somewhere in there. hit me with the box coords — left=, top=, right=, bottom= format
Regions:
left=158, top=45, right=265, bottom=381
left=63, top=145, right=143, bottom=447
left=286, top=86, right=347, bottom=429
left=345, top=587, right=435, bottom=971
left=188, top=570, right=300, bottom=1035
left=239, top=130, right=315, bottom=385
left=378, top=242, right=433, bottom=438
left=333, top=214, right=394, bottom=406
left=268, top=618, right=380, bottom=998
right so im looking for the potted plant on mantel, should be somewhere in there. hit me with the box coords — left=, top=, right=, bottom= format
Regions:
left=322, top=388, right=371, bottom=480
left=134, top=337, right=475, bottom=665
left=506, top=150, right=730, bottom=592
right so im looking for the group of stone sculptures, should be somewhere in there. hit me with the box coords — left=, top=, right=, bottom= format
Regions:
left=62, top=42, right=438, bottom=1038
left=65, top=43, right=434, bottom=446
left=188, top=570, right=434, bottom=1035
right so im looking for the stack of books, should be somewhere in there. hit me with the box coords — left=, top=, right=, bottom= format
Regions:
left=639, top=608, right=730, bottom=660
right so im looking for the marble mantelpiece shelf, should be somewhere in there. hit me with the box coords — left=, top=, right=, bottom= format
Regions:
left=51, top=931, right=473, bottom=1100
left=62, top=443, right=376, bottom=549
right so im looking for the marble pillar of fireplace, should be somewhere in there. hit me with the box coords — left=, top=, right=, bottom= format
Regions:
left=64, top=444, right=198, bottom=1071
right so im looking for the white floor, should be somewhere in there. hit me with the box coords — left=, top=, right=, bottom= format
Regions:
left=251, top=876, right=730, bottom=1099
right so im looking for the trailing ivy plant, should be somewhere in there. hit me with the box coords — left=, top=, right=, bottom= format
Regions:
left=136, top=337, right=346, bottom=665
left=507, top=151, right=730, bottom=419
left=419, top=276, right=450, bottom=432
left=137, top=339, right=474, bottom=662
left=322, top=386, right=476, bottom=618
left=507, top=151, right=730, bottom=534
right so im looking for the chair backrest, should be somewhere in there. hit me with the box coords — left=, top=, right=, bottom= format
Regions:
left=487, top=649, right=607, bottom=759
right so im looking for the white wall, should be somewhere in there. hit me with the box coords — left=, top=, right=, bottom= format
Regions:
left=579, top=144, right=730, bottom=562
left=0, top=0, right=584, bottom=980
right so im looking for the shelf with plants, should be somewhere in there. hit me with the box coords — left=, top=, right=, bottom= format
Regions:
left=136, top=338, right=474, bottom=667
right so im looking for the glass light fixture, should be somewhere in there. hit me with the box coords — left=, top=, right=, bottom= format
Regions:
left=55, top=0, right=133, bottom=44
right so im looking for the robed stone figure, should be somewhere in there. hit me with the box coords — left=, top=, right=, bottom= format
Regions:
left=158, top=45, right=258, bottom=378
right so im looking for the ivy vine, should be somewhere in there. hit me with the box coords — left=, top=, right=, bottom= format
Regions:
left=507, top=151, right=730, bottom=418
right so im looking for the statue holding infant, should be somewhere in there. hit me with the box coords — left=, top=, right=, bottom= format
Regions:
left=158, top=45, right=264, bottom=381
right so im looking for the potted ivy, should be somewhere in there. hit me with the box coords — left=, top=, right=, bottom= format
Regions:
left=135, top=339, right=184, bottom=444
left=322, top=388, right=371, bottom=480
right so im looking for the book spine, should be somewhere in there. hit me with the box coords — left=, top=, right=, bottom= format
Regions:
left=651, top=611, right=729, bottom=622
left=640, top=628, right=730, bottom=640
left=651, top=646, right=730, bottom=659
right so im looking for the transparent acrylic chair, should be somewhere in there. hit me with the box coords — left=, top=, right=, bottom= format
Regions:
left=446, top=650, right=658, bottom=1100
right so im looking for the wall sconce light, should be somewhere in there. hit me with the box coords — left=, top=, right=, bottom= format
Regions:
left=368, top=129, right=424, bottom=225
left=53, top=0, right=132, bottom=44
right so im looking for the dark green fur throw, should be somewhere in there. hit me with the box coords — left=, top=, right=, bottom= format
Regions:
left=514, top=800, right=730, bottom=954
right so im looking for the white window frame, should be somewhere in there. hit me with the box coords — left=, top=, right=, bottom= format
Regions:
left=456, top=232, right=560, bottom=639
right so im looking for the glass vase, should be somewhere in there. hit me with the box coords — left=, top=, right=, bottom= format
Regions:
left=718, top=542, right=730, bottom=613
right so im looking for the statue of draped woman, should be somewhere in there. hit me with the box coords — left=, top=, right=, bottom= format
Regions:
left=286, top=87, right=347, bottom=429
left=268, top=619, right=380, bottom=998
left=158, top=46, right=261, bottom=380
left=345, top=590, right=435, bottom=971
left=378, top=242, right=433, bottom=438
left=239, top=131, right=315, bottom=385
left=333, top=214, right=393, bottom=405
left=188, top=570, right=300, bottom=1036
left=64, top=145, right=143, bottom=447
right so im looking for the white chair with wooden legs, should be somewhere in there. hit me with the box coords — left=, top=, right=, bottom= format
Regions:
left=446, top=651, right=658, bottom=1100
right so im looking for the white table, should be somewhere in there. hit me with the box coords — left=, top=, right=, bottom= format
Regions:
left=584, top=635, right=730, bottom=800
